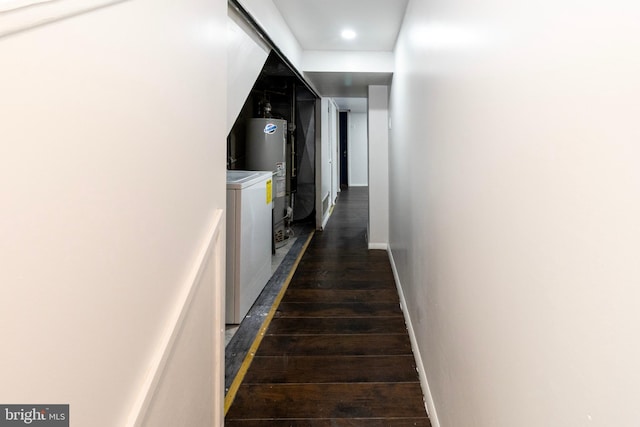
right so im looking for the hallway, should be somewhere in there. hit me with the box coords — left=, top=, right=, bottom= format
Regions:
left=225, top=187, right=431, bottom=426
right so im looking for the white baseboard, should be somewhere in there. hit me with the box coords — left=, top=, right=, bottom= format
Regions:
left=368, top=242, right=388, bottom=250
left=321, top=210, right=331, bottom=229
left=387, top=247, right=441, bottom=427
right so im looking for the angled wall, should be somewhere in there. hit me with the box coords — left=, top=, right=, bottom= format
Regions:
left=236, top=0, right=303, bottom=71
left=227, top=5, right=270, bottom=133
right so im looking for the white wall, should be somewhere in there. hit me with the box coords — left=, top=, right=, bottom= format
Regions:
left=389, top=0, right=640, bottom=426
left=227, top=5, right=269, bottom=133
left=330, top=100, right=340, bottom=206
left=316, top=97, right=337, bottom=228
left=0, top=0, right=227, bottom=425
left=348, top=113, right=369, bottom=186
left=367, top=85, right=389, bottom=249
left=237, top=0, right=303, bottom=71
left=303, top=50, right=394, bottom=73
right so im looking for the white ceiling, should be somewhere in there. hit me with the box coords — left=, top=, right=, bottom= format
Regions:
left=272, top=0, right=409, bottom=51
left=272, top=0, right=408, bottom=99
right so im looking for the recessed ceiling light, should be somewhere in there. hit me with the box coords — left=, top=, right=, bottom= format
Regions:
left=341, top=29, right=357, bottom=40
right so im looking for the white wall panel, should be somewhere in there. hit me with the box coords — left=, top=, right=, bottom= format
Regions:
left=0, top=0, right=227, bottom=425
left=227, top=6, right=269, bottom=133
left=303, top=50, right=394, bottom=73
left=237, top=0, right=303, bottom=71
left=390, top=0, right=640, bottom=426
left=348, top=113, right=368, bottom=187
left=330, top=99, right=339, bottom=206
left=367, top=85, right=389, bottom=248
left=316, top=97, right=335, bottom=228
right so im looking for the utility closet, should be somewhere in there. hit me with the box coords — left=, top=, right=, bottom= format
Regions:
left=227, top=51, right=318, bottom=239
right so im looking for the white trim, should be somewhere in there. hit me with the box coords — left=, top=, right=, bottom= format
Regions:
left=0, top=0, right=53, bottom=12
left=368, top=242, right=388, bottom=250
left=387, top=246, right=441, bottom=427
left=126, top=209, right=225, bottom=426
left=0, top=0, right=127, bottom=38
left=320, top=209, right=331, bottom=230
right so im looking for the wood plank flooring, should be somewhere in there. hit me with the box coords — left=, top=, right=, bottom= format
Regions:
left=225, top=187, right=431, bottom=426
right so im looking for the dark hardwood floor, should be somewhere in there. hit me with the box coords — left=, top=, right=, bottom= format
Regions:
left=225, top=187, right=431, bottom=426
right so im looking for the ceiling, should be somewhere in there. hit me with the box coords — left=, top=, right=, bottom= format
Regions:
left=272, top=0, right=409, bottom=51
left=272, top=0, right=408, bottom=102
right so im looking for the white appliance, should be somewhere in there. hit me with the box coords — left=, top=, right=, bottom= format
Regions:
left=246, top=118, right=287, bottom=244
left=226, top=170, right=273, bottom=324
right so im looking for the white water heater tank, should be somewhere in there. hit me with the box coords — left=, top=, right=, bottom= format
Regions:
left=245, top=118, right=287, bottom=243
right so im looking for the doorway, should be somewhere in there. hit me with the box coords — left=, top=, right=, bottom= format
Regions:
left=339, top=111, right=348, bottom=189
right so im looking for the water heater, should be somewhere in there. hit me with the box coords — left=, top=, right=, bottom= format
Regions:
left=245, top=118, right=287, bottom=244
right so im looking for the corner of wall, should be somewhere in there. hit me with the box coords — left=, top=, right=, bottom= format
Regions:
left=368, top=242, right=388, bottom=250
left=387, top=246, right=440, bottom=427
